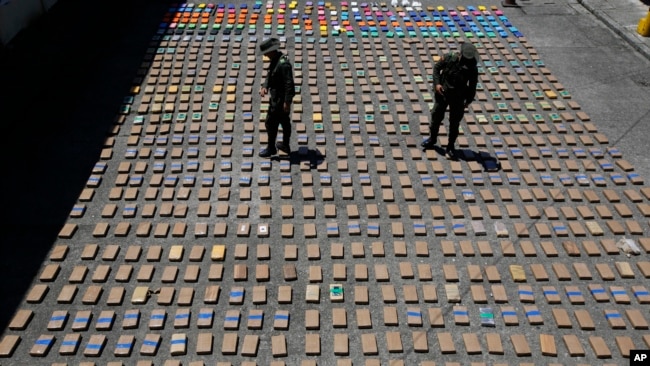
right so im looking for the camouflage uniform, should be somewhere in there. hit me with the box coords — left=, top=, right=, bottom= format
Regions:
left=423, top=43, right=479, bottom=158
left=263, top=53, right=295, bottom=154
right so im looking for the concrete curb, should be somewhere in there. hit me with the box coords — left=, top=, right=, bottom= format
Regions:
left=578, top=0, right=650, bottom=62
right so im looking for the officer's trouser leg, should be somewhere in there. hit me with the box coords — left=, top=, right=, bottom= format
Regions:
left=429, top=94, right=449, bottom=142
left=265, top=109, right=280, bottom=150
left=446, top=98, right=466, bottom=151
left=278, top=110, right=291, bottom=144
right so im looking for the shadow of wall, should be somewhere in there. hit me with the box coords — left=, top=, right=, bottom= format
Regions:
left=0, top=0, right=172, bottom=331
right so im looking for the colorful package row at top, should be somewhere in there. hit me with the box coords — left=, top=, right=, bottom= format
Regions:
left=159, top=2, right=522, bottom=38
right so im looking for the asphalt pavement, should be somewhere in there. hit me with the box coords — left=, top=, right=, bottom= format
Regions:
left=579, top=0, right=650, bottom=60
left=507, top=0, right=650, bottom=180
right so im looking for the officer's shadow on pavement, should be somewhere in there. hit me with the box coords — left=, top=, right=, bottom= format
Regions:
left=432, top=146, right=501, bottom=172
left=271, top=146, right=326, bottom=169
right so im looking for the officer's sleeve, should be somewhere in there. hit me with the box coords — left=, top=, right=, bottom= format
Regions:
left=262, top=69, right=270, bottom=89
left=432, top=54, right=448, bottom=89
left=282, top=63, right=295, bottom=102
left=464, top=64, right=479, bottom=103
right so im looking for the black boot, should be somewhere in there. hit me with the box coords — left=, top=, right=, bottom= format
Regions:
left=445, top=147, right=457, bottom=160
left=275, top=142, right=290, bottom=154
left=421, top=137, right=436, bottom=149
left=259, top=147, right=277, bottom=158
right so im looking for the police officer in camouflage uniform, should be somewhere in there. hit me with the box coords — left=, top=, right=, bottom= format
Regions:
left=258, top=38, right=295, bottom=158
left=422, top=42, right=479, bottom=160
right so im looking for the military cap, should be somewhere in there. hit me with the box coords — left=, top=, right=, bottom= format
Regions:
left=461, top=43, right=478, bottom=59
left=259, top=38, right=281, bottom=55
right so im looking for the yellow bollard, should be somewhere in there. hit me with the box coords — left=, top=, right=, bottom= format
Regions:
left=638, top=9, right=650, bottom=37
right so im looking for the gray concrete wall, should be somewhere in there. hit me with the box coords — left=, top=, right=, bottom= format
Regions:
left=0, top=0, right=57, bottom=46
